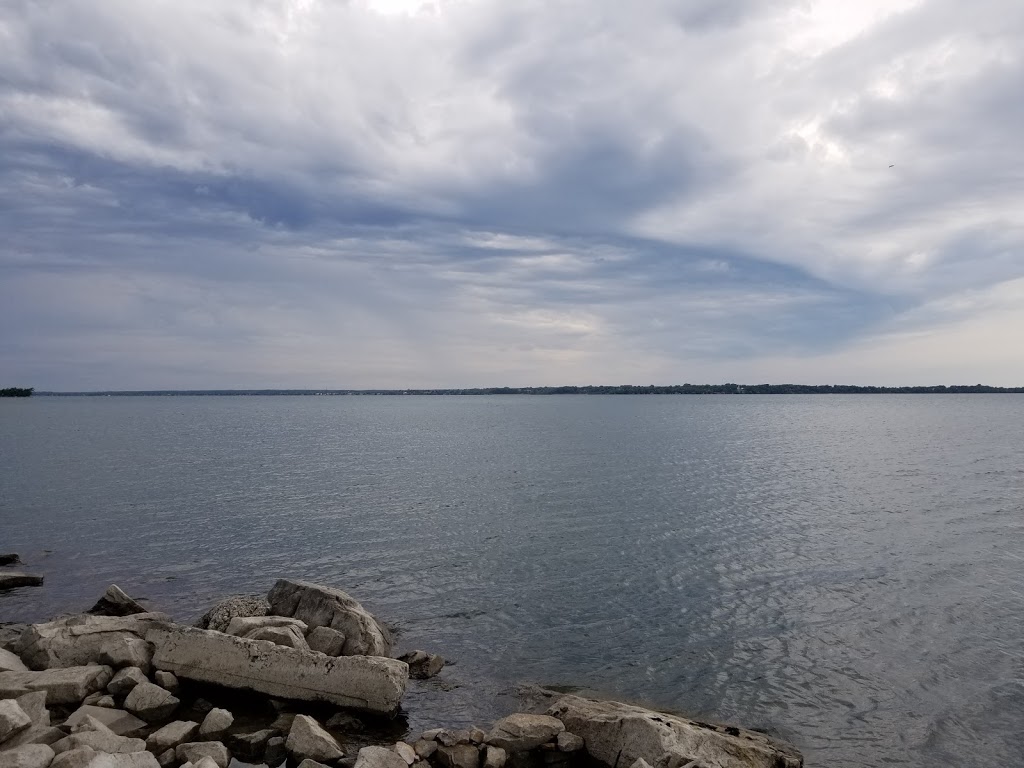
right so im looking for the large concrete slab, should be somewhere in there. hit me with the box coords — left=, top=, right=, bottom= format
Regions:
left=0, top=666, right=112, bottom=706
left=14, top=615, right=171, bottom=672
left=148, top=626, right=407, bottom=714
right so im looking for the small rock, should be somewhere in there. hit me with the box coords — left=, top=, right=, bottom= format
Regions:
left=264, top=736, right=286, bottom=767
left=485, top=715, right=564, bottom=752
left=482, top=746, right=506, bottom=768
left=269, top=713, right=296, bottom=734
left=296, top=760, right=331, bottom=768
left=324, top=712, right=360, bottom=731
left=393, top=742, right=416, bottom=765
left=396, top=651, right=444, bottom=680
left=64, top=705, right=146, bottom=737
left=0, top=745, right=56, bottom=768
left=96, top=697, right=116, bottom=709
left=555, top=733, right=584, bottom=753
left=80, top=693, right=103, bottom=707
left=198, top=709, right=233, bottom=740
left=175, top=742, right=230, bottom=768
left=435, top=744, right=480, bottom=768
left=193, top=758, right=220, bottom=768
left=227, top=729, right=275, bottom=761
left=419, top=729, right=443, bottom=742
left=223, top=617, right=308, bottom=638
left=194, top=596, right=269, bottom=633
left=0, top=648, right=28, bottom=673
left=14, top=692, right=48, bottom=727
left=0, top=573, right=43, bottom=591
left=629, top=760, right=653, bottom=768
left=412, top=740, right=436, bottom=760
left=146, top=721, right=200, bottom=753
left=123, top=682, right=179, bottom=723
left=0, top=699, right=32, bottom=743
left=468, top=729, right=486, bottom=745
left=411, top=762, right=429, bottom=768
left=286, top=715, right=344, bottom=763
left=96, top=755, right=160, bottom=768
left=107, top=667, right=148, bottom=698
left=0, top=553, right=22, bottom=566
left=50, top=746, right=98, bottom=768
left=305, top=627, right=346, bottom=656
left=436, top=730, right=470, bottom=747
left=153, top=672, right=178, bottom=693
left=68, top=715, right=113, bottom=734
left=88, top=585, right=147, bottom=617
left=156, top=750, right=176, bottom=768
left=353, top=746, right=407, bottom=768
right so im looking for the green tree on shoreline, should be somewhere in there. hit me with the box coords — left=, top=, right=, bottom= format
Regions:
left=0, top=387, right=33, bottom=397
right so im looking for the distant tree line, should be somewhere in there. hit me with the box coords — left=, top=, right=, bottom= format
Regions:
left=39, top=384, right=1024, bottom=396
left=0, top=387, right=33, bottom=397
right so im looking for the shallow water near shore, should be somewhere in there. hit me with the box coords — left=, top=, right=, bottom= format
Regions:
left=2, top=394, right=1023, bottom=767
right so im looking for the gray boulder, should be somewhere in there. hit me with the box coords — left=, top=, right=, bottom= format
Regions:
left=547, top=695, right=803, bottom=768
left=147, top=626, right=407, bottom=714
left=0, top=666, right=113, bottom=706
left=14, top=615, right=170, bottom=672
left=146, top=721, right=199, bottom=753
left=396, top=651, right=444, bottom=680
left=485, top=714, right=564, bottom=752
left=87, top=586, right=147, bottom=618
left=194, top=597, right=269, bottom=634
left=107, top=668, right=148, bottom=698
left=94, top=755, right=160, bottom=768
left=226, top=729, right=275, bottom=761
left=0, top=650, right=27, bottom=674
left=224, top=617, right=307, bottom=638
left=555, top=732, right=584, bottom=752
left=285, top=715, right=343, bottom=762
left=51, top=731, right=146, bottom=755
left=267, top=580, right=391, bottom=657
left=393, top=742, right=416, bottom=765
left=153, top=672, right=178, bottom=693
left=435, top=745, right=480, bottom=768
left=0, top=574, right=43, bottom=591
left=482, top=746, right=506, bottom=768
left=305, top=627, right=346, bottom=657
left=0, top=554, right=21, bottom=567
left=248, top=626, right=309, bottom=650
left=0, top=744, right=55, bottom=768
left=49, top=747, right=97, bottom=768
left=354, top=746, right=408, bottom=768
left=175, top=742, right=229, bottom=768
left=64, top=706, right=145, bottom=738
left=264, top=736, right=286, bottom=767
left=123, top=683, right=178, bottom=723
left=198, top=709, right=233, bottom=740
left=0, top=700, right=32, bottom=745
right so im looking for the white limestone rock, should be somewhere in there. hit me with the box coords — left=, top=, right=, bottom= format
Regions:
left=223, top=617, right=307, bottom=639
left=13, top=615, right=170, bottom=673
left=482, top=746, right=506, bottom=768
left=194, top=597, right=269, bottom=634
left=51, top=731, right=146, bottom=755
left=393, top=742, right=416, bottom=765
left=267, top=580, right=391, bottom=657
left=285, top=716, right=344, bottom=763
left=152, top=672, right=178, bottom=694
left=248, top=626, right=309, bottom=651
left=485, top=715, right=564, bottom=753
left=305, top=628, right=345, bottom=657
left=175, top=742, right=229, bottom=768
left=49, top=747, right=96, bottom=768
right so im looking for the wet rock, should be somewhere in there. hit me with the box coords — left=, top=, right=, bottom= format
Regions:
left=49, top=747, right=97, bottom=768
left=0, top=666, right=113, bottom=706
left=353, top=746, right=407, bottom=768
left=0, top=744, right=55, bottom=768
left=305, top=627, right=345, bottom=657
left=555, top=733, right=584, bottom=753
left=547, top=695, right=803, bottom=768
left=123, top=682, right=179, bottom=723
left=153, top=672, right=178, bottom=694
left=435, top=744, right=480, bottom=768
left=52, top=731, right=146, bottom=755
left=468, top=730, right=486, bottom=746
left=0, top=574, right=43, bottom=591
left=14, top=615, right=170, bottom=673
left=0, top=555, right=21, bottom=567
left=64, top=706, right=145, bottom=737
left=396, top=652, right=444, bottom=680
left=412, top=741, right=436, bottom=760
left=227, top=729, right=275, bottom=761
left=175, top=742, right=229, bottom=768
left=482, top=746, right=506, bottom=768
left=194, top=597, right=269, bottom=634
left=485, top=716, right=563, bottom=753
left=324, top=712, right=360, bottom=731
left=0, top=700, right=32, bottom=744
left=147, top=626, right=407, bottom=714
left=198, top=709, right=233, bottom=740
left=88, top=586, right=147, bottom=618
left=264, top=736, right=286, bottom=767
left=267, top=580, right=391, bottom=657
left=107, top=668, right=148, bottom=698
left=393, top=742, right=416, bottom=765
left=437, top=730, right=470, bottom=747
left=146, top=721, right=200, bottom=753
left=0, top=650, right=28, bottom=674
left=285, top=715, right=344, bottom=763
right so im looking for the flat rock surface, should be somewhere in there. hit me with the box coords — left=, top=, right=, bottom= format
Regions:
left=0, top=666, right=113, bottom=705
left=14, top=615, right=170, bottom=672
left=65, top=706, right=146, bottom=737
left=123, top=682, right=179, bottom=723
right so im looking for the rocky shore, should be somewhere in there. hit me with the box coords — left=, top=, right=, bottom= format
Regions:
left=0, top=578, right=803, bottom=768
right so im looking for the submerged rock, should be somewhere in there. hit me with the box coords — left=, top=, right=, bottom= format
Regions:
left=87, top=586, right=147, bottom=618
left=547, top=694, right=803, bottom=768
left=0, top=574, right=43, bottom=591
left=267, top=580, right=392, bottom=657
left=396, top=651, right=444, bottom=680
left=0, top=554, right=22, bottom=567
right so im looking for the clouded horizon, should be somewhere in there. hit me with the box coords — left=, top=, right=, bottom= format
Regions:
left=2, top=0, right=1023, bottom=390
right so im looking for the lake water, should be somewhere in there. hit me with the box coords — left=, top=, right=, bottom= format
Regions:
left=2, top=395, right=1023, bottom=767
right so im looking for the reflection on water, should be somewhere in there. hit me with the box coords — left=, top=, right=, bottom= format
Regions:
left=2, top=395, right=1023, bottom=768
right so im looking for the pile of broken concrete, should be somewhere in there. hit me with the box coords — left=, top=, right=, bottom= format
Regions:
left=0, top=579, right=803, bottom=768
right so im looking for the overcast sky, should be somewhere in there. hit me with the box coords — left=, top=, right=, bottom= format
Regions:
left=2, top=0, right=1022, bottom=390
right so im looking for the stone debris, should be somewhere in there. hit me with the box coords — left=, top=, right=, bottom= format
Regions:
left=148, top=626, right=407, bottom=714
left=88, top=586, right=147, bottom=618
left=0, top=574, right=43, bottom=591
left=194, top=596, right=269, bottom=633
left=122, top=683, right=179, bottom=723
left=397, top=651, right=445, bottom=680
left=107, top=668, right=148, bottom=698
left=285, top=715, right=344, bottom=763
left=485, top=715, right=564, bottom=753
left=267, top=579, right=392, bottom=657
left=197, top=709, right=232, bottom=740
left=0, top=666, right=113, bottom=705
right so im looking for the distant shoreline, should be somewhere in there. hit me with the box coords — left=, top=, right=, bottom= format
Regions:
left=29, top=384, right=1024, bottom=396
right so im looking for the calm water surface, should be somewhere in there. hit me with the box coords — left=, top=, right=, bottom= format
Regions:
left=2, top=395, right=1023, bottom=767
